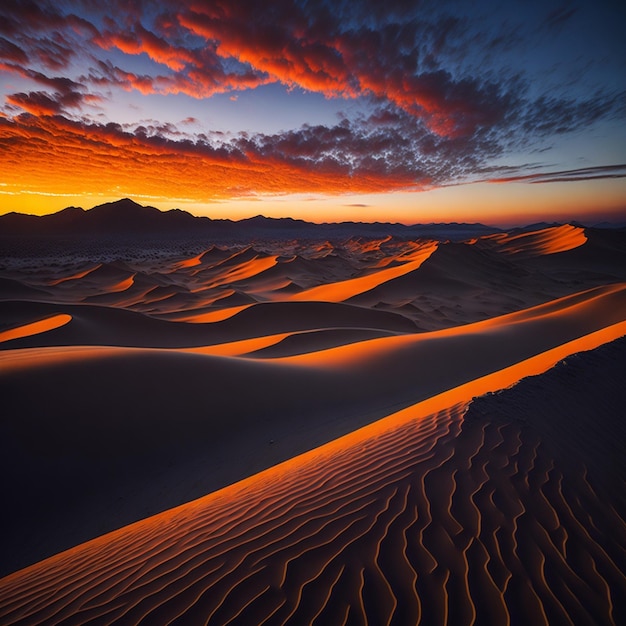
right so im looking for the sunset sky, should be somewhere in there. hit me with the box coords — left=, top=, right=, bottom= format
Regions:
left=1, top=0, right=624, bottom=225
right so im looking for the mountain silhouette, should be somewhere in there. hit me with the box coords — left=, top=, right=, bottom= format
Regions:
left=0, top=198, right=501, bottom=241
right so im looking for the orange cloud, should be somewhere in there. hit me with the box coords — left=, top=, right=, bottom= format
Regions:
left=178, top=7, right=354, bottom=98
left=94, top=22, right=199, bottom=73
left=0, top=114, right=416, bottom=202
left=176, top=5, right=513, bottom=138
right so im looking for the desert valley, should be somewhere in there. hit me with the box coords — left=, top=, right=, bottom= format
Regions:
left=1, top=200, right=625, bottom=625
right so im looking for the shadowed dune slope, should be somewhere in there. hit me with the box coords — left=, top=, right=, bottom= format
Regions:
left=1, top=284, right=625, bottom=577
left=1, top=334, right=624, bottom=625
left=345, top=226, right=626, bottom=330
left=0, top=298, right=418, bottom=350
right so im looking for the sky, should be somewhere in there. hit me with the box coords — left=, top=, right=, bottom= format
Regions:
left=0, top=0, right=625, bottom=225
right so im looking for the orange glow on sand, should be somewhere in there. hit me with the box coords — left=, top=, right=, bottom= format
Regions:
left=280, top=282, right=626, bottom=368
left=289, top=241, right=438, bottom=302
left=482, top=224, right=587, bottom=256
left=307, top=320, right=626, bottom=462
left=1, top=2, right=626, bottom=620
left=0, top=314, right=72, bottom=343
left=175, top=304, right=254, bottom=323
left=184, top=333, right=292, bottom=356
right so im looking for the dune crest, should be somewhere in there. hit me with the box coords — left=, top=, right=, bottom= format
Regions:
left=482, top=223, right=587, bottom=257
left=0, top=314, right=72, bottom=343
left=288, top=241, right=437, bottom=302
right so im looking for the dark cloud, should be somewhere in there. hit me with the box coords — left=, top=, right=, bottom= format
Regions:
left=0, top=0, right=63, bottom=36
left=7, top=88, right=91, bottom=116
left=0, top=1, right=96, bottom=69
left=521, top=91, right=626, bottom=136
left=488, top=164, right=626, bottom=184
left=21, top=69, right=83, bottom=95
left=87, top=59, right=158, bottom=94
left=543, top=4, right=579, bottom=30
left=7, top=91, right=71, bottom=115
left=230, top=103, right=508, bottom=187
left=2, top=66, right=93, bottom=116
left=0, top=36, right=27, bottom=63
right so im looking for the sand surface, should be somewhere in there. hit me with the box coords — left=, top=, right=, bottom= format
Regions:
left=1, top=223, right=625, bottom=623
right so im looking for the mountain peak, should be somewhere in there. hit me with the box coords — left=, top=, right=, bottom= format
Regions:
left=89, top=198, right=158, bottom=215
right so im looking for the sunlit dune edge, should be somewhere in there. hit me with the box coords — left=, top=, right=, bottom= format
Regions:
left=287, top=241, right=437, bottom=302
left=184, top=331, right=294, bottom=356
left=183, top=328, right=397, bottom=358
left=275, top=282, right=626, bottom=367
left=172, top=304, right=254, bottom=323
left=0, top=314, right=72, bottom=343
left=482, top=224, right=587, bottom=257
left=2, top=224, right=624, bottom=335
left=46, top=264, right=102, bottom=286
left=0, top=326, right=624, bottom=625
left=0, top=298, right=419, bottom=352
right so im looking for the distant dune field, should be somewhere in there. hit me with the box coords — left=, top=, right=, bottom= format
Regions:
left=1, top=218, right=626, bottom=624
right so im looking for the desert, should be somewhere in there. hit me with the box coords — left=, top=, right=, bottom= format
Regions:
left=1, top=200, right=625, bottom=624
left=1, top=0, right=625, bottom=623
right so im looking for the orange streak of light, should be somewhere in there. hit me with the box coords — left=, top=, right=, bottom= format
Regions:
left=482, top=224, right=587, bottom=256
left=176, top=304, right=253, bottom=323
left=288, top=242, right=437, bottom=302
left=47, top=265, right=101, bottom=286
left=0, top=314, right=72, bottom=343
left=107, top=275, right=135, bottom=293
left=184, top=333, right=292, bottom=356
left=282, top=283, right=626, bottom=368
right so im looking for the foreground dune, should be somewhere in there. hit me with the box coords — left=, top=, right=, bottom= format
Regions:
left=1, top=331, right=624, bottom=625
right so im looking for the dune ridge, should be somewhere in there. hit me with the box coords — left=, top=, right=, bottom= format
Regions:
left=482, top=223, right=587, bottom=257
left=0, top=314, right=71, bottom=343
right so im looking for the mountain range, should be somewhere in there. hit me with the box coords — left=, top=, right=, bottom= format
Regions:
left=0, top=198, right=501, bottom=241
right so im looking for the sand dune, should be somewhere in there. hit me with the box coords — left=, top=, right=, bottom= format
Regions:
left=0, top=297, right=418, bottom=351
left=288, top=241, right=437, bottom=302
left=0, top=314, right=72, bottom=343
left=2, top=224, right=624, bottom=331
left=1, top=223, right=625, bottom=623
left=1, top=332, right=624, bottom=625
left=1, top=281, right=625, bottom=579
left=481, top=223, right=587, bottom=257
